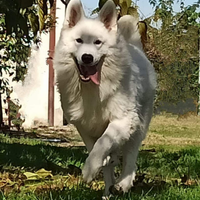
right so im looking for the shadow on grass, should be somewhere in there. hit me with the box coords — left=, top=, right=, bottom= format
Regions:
left=0, top=140, right=87, bottom=174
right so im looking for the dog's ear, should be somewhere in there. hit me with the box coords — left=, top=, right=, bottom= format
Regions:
left=99, top=0, right=117, bottom=30
left=64, top=0, right=85, bottom=28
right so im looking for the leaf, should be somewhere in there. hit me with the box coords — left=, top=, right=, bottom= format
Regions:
left=24, top=172, right=40, bottom=181
left=120, top=1, right=128, bottom=16
left=91, top=7, right=99, bottom=16
left=113, top=0, right=119, bottom=5
left=28, top=12, right=39, bottom=36
left=98, top=0, right=108, bottom=9
left=35, top=168, right=53, bottom=179
left=19, top=8, right=27, bottom=17
left=149, top=0, right=157, bottom=7
left=154, top=8, right=162, bottom=22
left=125, top=0, right=132, bottom=8
left=138, top=21, right=147, bottom=45
left=0, top=179, right=9, bottom=188
left=127, top=6, right=139, bottom=20
left=38, top=0, right=48, bottom=32
left=119, top=0, right=131, bottom=7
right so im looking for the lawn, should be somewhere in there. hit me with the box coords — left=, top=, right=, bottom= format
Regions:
left=0, top=114, right=200, bottom=200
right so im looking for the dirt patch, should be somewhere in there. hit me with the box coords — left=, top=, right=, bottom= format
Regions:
left=1, top=124, right=84, bottom=147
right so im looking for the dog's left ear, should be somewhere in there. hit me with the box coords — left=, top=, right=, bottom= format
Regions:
left=64, top=0, right=85, bottom=28
left=99, top=0, right=117, bottom=30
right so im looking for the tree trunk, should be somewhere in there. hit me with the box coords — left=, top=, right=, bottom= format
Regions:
left=198, top=28, right=200, bottom=115
left=0, top=93, right=3, bottom=127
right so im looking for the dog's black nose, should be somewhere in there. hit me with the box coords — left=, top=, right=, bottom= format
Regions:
left=82, top=54, right=93, bottom=64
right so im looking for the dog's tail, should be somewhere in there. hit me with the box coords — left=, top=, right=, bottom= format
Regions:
left=118, top=15, right=143, bottom=50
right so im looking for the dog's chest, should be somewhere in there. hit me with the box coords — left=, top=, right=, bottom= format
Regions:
left=62, top=86, right=110, bottom=137
left=76, top=99, right=110, bottom=137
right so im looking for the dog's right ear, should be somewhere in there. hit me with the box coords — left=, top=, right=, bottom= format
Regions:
left=64, top=0, right=85, bottom=28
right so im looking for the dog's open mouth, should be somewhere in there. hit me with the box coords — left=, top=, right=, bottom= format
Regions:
left=73, top=56, right=101, bottom=85
left=78, top=64, right=100, bottom=85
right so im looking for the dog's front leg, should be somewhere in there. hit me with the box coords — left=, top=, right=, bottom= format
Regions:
left=82, top=117, right=134, bottom=183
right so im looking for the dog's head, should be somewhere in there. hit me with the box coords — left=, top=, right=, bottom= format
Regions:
left=61, top=0, right=117, bottom=85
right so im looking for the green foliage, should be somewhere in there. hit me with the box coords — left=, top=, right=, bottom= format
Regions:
left=0, top=14, right=29, bottom=94
left=38, top=0, right=55, bottom=32
left=0, top=0, right=34, bottom=36
left=146, top=1, right=200, bottom=104
left=0, top=0, right=54, bottom=38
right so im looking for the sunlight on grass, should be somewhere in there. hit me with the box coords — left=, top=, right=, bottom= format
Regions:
left=150, top=114, right=200, bottom=138
left=145, top=114, right=200, bottom=147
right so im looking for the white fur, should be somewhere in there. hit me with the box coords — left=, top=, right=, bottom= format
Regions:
left=118, top=15, right=143, bottom=49
left=54, top=0, right=156, bottom=196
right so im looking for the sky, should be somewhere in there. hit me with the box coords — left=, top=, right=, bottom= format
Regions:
left=81, top=0, right=198, bottom=19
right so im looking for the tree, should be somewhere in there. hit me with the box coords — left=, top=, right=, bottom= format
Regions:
left=146, top=1, right=200, bottom=106
left=0, top=0, right=55, bottom=127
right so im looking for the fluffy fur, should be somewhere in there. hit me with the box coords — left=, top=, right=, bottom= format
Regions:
left=54, top=0, right=156, bottom=196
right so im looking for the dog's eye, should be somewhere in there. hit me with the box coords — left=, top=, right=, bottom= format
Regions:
left=94, top=40, right=102, bottom=45
left=76, top=38, right=83, bottom=44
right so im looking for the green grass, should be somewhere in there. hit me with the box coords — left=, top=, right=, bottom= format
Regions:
left=1, top=114, right=200, bottom=199
left=2, top=186, right=200, bottom=200
left=149, top=114, right=200, bottom=139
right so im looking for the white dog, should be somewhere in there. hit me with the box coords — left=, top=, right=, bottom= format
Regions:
left=54, top=0, right=156, bottom=196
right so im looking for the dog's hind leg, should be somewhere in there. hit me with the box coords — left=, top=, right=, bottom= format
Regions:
left=111, top=101, right=154, bottom=193
left=110, top=131, right=143, bottom=194
left=103, top=165, right=115, bottom=196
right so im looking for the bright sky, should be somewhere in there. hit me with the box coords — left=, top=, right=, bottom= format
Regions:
left=81, top=0, right=197, bottom=19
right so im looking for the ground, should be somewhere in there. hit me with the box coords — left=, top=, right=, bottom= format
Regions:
left=0, top=113, right=200, bottom=200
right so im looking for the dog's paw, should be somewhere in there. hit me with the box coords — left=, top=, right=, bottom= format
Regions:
left=109, top=184, right=123, bottom=195
left=102, top=194, right=113, bottom=200
left=82, top=156, right=102, bottom=183
left=109, top=175, right=135, bottom=195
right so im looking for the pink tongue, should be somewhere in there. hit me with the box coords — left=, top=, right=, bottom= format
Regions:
left=90, top=71, right=100, bottom=85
